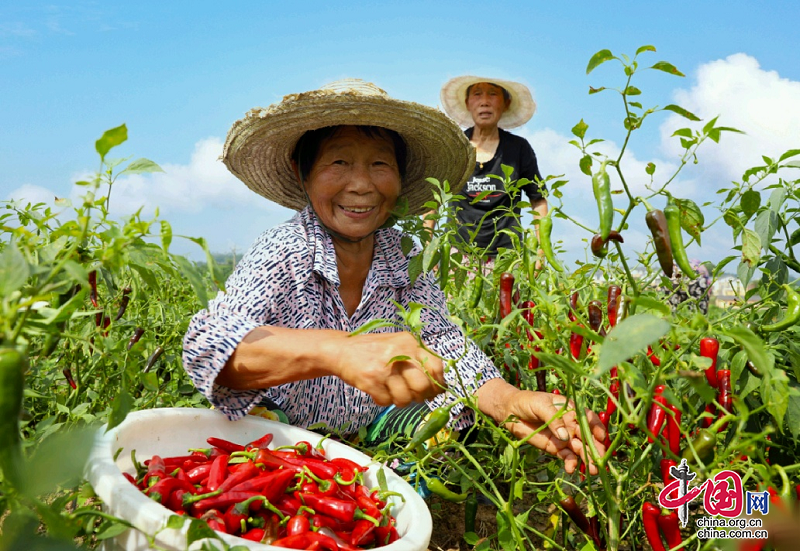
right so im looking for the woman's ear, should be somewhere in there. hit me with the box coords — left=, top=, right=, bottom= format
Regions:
left=291, top=160, right=302, bottom=183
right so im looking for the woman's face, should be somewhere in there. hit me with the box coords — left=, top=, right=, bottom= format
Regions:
left=304, top=126, right=402, bottom=242
left=465, top=82, right=510, bottom=129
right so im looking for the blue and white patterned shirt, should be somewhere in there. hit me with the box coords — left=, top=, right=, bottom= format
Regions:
left=182, top=206, right=501, bottom=434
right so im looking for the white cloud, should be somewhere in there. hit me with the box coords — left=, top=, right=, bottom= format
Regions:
left=5, top=183, right=57, bottom=205
left=660, top=53, right=800, bottom=183
left=103, top=137, right=281, bottom=217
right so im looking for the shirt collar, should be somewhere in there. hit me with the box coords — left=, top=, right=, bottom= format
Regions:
left=302, top=206, right=412, bottom=289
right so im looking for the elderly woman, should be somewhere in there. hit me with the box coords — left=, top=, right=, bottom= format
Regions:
left=182, top=80, right=604, bottom=474
left=427, top=76, right=547, bottom=259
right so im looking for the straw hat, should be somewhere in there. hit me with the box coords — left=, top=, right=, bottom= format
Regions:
left=440, top=75, right=536, bottom=129
left=223, top=79, right=476, bottom=216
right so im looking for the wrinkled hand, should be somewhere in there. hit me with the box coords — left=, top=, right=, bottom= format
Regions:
left=330, top=332, right=446, bottom=408
left=503, top=390, right=606, bottom=475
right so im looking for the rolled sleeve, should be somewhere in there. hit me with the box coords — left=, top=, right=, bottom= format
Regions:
left=182, top=231, right=296, bottom=420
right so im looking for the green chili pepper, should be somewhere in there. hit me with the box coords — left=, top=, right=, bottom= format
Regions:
left=0, top=346, right=26, bottom=488
left=438, top=243, right=450, bottom=291
left=539, top=211, right=563, bottom=272
left=525, top=229, right=540, bottom=283
left=405, top=402, right=456, bottom=451
left=469, top=275, right=483, bottom=309
left=664, top=201, right=696, bottom=278
left=426, top=478, right=468, bottom=502
left=464, top=492, right=478, bottom=533
left=761, top=284, right=800, bottom=332
left=681, top=428, right=716, bottom=464
left=645, top=207, right=674, bottom=278
left=592, top=161, right=614, bottom=241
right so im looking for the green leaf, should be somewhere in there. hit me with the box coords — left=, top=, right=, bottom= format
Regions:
left=18, top=426, right=97, bottom=498
left=740, top=190, right=761, bottom=218
left=571, top=119, right=588, bottom=140
left=785, top=385, right=800, bottom=440
left=121, top=158, right=164, bottom=175
left=754, top=210, right=779, bottom=253
left=377, top=467, right=389, bottom=492
left=624, top=86, right=642, bottom=96
left=0, top=239, right=30, bottom=297
left=350, top=319, right=398, bottom=336
left=422, top=235, right=441, bottom=273
left=631, top=295, right=671, bottom=316
left=762, top=371, right=789, bottom=429
left=186, top=517, right=221, bottom=546
left=166, top=515, right=188, bottom=530
left=408, top=253, right=423, bottom=287
left=173, top=255, right=209, bottom=308
left=737, top=260, right=756, bottom=287
left=671, top=128, right=694, bottom=138
left=767, top=187, right=787, bottom=217
left=662, top=104, right=701, bottom=121
left=95, top=521, right=131, bottom=540
left=636, top=45, right=657, bottom=55
left=598, top=314, right=671, bottom=373
left=579, top=155, right=593, bottom=176
left=106, top=387, right=134, bottom=432
left=400, top=235, right=415, bottom=256
left=650, top=61, right=685, bottom=77
left=495, top=509, right=515, bottom=551
left=586, top=49, right=615, bottom=74
left=674, top=198, right=705, bottom=244
left=95, top=124, right=128, bottom=160
left=534, top=352, right=581, bottom=377
left=160, top=220, right=173, bottom=253
left=722, top=325, right=774, bottom=377
left=645, top=162, right=656, bottom=175
left=741, top=228, right=762, bottom=267
left=588, top=86, right=607, bottom=95
left=778, top=149, right=800, bottom=162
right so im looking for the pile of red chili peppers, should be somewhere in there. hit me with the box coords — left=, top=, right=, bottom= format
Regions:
left=127, top=433, right=401, bottom=549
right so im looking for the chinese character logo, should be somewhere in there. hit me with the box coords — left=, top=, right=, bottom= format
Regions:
left=657, top=459, right=746, bottom=527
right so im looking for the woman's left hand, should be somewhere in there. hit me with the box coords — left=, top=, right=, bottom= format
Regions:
left=476, top=380, right=606, bottom=475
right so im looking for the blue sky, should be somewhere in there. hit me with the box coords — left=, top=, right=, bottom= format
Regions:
left=3, top=1, right=800, bottom=266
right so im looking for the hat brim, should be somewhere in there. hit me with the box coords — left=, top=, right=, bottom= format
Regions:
left=223, top=82, right=476, bottom=216
left=440, top=75, right=536, bottom=129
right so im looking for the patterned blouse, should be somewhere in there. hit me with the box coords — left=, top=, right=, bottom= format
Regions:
left=182, top=207, right=501, bottom=434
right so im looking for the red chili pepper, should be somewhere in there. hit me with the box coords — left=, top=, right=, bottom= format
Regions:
left=215, top=460, right=258, bottom=494
left=127, top=327, right=145, bottom=350
left=88, top=270, right=99, bottom=308
left=271, top=532, right=339, bottom=551
left=374, top=518, right=400, bottom=546
left=559, top=496, right=599, bottom=544
left=646, top=386, right=668, bottom=443
left=114, top=286, right=132, bottom=321
left=241, top=527, right=265, bottom=542
left=146, top=477, right=183, bottom=504
left=701, top=403, right=716, bottom=429
left=607, top=285, right=621, bottom=328
left=587, top=300, right=603, bottom=333
left=569, top=331, right=584, bottom=360
left=206, top=454, right=230, bottom=491
left=287, top=514, right=311, bottom=536
left=187, top=463, right=213, bottom=484
left=699, top=337, right=719, bottom=388
left=499, top=272, right=514, bottom=320
left=717, top=369, right=732, bottom=431
left=642, top=502, right=667, bottom=551
left=660, top=458, right=677, bottom=500
left=569, top=290, right=579, bottom=321
left=328, top=457, right=366, bottom=474
left=246, top=432, right=274, bottom=450
left=166, top=488, right=192, bottom=513
left=647, top=345, right=661, bottom=366
left=143, top=455, right=166, bottom=486
left=298, top=493, right=378, bottom=525
left=206, top=437, right=245, bottom=454
left=667, top=404, right=682, bottom=456
left=62, top=368, right=77, bottom=390
left=656, top=510, right=682, bottom=549
left=231, top=469, right=295, bottom=503
left=206, top=514, right=228, bottom=534
left=598, top=411, right=612, bottom=449
left=351, top=518, right=377, bottom=546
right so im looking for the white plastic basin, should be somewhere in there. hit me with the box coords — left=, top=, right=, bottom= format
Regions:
left=86, top=407, right=432, bottom=550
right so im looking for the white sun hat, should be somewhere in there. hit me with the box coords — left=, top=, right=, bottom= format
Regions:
left=440, top=75, right=536, bottom=129
left=222, top=79, right=476, bottom=216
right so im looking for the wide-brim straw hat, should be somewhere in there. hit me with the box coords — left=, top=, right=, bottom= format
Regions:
left=440, top=75, right=536, bottom=129
left=223, top=79, right=476, bottom=216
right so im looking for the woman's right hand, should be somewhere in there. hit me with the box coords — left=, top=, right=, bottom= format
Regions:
left=326, top=331, right=446, bottom=407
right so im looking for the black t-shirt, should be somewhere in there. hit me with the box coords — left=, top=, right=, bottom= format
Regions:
left=450, top=127, right=545, bottom=255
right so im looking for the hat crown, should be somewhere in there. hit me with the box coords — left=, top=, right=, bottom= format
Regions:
left=319, top=79, right=387, bottom=97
